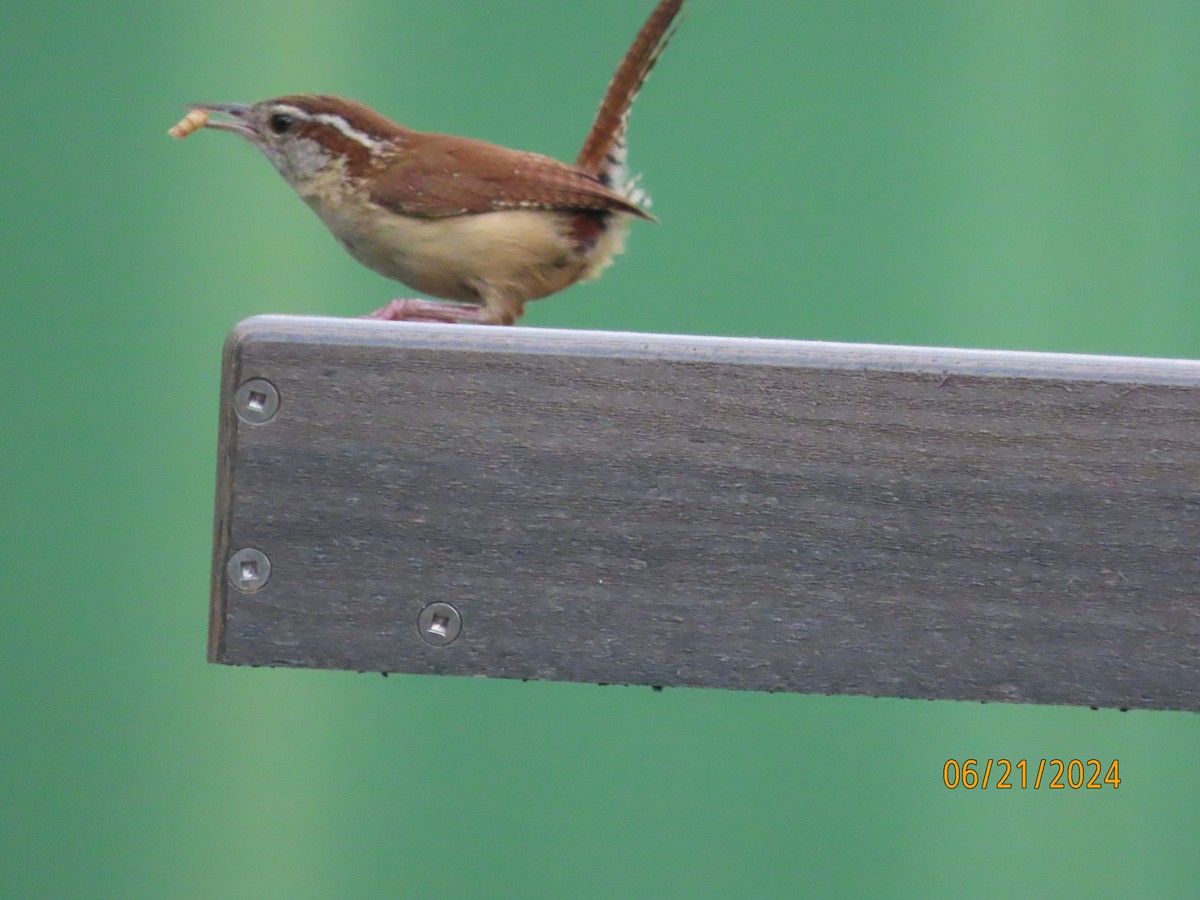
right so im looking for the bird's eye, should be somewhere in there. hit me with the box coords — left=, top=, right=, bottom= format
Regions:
left=268, top=113, right=295, bottom=135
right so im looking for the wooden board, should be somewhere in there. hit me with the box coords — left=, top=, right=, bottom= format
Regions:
left=210, top=315, right=1200, bottom=710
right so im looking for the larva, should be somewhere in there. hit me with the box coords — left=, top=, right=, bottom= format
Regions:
left=168, top=109, right=209, bottom=139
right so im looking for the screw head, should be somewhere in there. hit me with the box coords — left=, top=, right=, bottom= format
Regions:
left=418, top=602, right=463, bottom=646
left=234, top=378, right=280, bottom=424
left=226, top=548, right=271, bottom=593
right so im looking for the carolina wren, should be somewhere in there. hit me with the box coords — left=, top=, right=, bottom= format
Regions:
left=182, top=0, right=684, bottom=325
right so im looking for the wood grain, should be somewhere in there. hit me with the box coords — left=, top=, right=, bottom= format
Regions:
left=210, top=316, right=1200, bottom=710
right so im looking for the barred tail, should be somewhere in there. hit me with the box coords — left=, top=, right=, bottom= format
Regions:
left=576, top=0, right=685, bottom=205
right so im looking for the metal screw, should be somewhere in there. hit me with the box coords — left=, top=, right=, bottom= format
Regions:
left=226, top=548, right=271, bottom=593
left=234, top=378, right=280, bottom=425
left=418, top=602, right=463, bottom=646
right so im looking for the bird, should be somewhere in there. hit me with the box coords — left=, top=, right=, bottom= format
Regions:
left=178, top=0, right=684, bottom=325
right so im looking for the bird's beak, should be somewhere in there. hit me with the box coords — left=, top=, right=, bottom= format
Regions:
left=189, top=103, right=256, bottom=140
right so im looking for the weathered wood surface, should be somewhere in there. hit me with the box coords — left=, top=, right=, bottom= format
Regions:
left=210, top=315, right=1200, bottom=710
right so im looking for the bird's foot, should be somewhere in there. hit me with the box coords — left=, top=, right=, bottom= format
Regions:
left=365, top=298, right=488, bottom=324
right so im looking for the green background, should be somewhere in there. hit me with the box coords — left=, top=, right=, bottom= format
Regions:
left=4, top=0, right=1200, bottom=896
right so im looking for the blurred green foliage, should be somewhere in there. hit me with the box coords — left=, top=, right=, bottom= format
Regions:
left=3, top=1, right=1199, bottom=897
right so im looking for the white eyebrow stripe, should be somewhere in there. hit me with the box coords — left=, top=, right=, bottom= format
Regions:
left=312, top=113, right=389, bottom=153
left=273, top=105, right=312, bottom=120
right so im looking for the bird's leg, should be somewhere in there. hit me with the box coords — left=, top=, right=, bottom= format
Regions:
left=367, top=294, right=526, bottom=325
left=366, top=298, right=491, bottom=323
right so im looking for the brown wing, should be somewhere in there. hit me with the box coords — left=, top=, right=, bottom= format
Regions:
left=369, top=131, right=653, bottom=220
